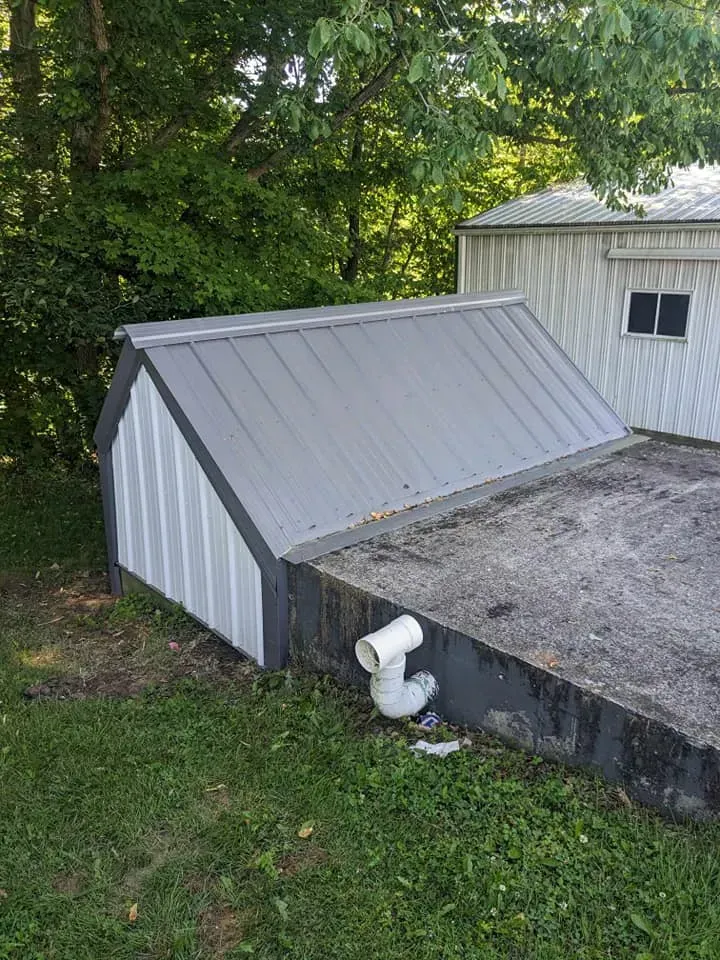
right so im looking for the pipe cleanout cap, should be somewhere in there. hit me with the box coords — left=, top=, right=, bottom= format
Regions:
left=355, top=615, right=424, bottom=673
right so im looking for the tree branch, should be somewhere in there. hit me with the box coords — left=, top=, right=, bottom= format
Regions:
left=122, top=43, right=247, bottom=164
left=224, top=48, right=291, bottom=156
left=513, top=133, right=572, bottom=147
left=668, top=83, right=720, bottom=95
left=225, top=112, right=262, bottom=154
left=381, top=199, right=402, bottom=275
left=245, top=55, right=402, bottom=180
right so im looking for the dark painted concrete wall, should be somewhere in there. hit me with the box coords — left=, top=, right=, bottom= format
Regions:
left=289, top=561, right=720, bottom=820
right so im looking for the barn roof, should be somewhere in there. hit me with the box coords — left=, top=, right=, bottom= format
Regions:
left=458, top=165, right=720, bottom=231
left=96, top=292, right=629, bottom=562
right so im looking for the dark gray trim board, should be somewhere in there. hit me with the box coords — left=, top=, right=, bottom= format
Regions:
left=634, top=428, right=720, bottom=451
left=289, top=563, right=720, bottom=819
left=141, top=355, right=277, bottom=583
left=98, top=447, right=121, bottom=595
left=94, top=340, right=141, bottom=452
left=274, top=560, right=289, bottom=671
left=284, top=434, right=644, bottom=564
left=260, top=561, right=290, bottom=671
left=119, top=561, right=284, bottom=671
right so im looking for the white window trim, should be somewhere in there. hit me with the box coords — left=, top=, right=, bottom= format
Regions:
left=621, top=288, right=692, bottom=343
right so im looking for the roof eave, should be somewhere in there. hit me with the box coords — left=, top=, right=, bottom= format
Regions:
left=453, top=218, right=720, bottom=236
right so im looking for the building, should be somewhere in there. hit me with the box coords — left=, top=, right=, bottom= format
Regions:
left=96, top=293, right=720, bottom=816
left=94, top=292, right=628, bottom=669
left=456, top=165, right=720, bottom=442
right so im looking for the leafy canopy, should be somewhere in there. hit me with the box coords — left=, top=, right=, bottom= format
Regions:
left=1, top=0, right=719, bottom=460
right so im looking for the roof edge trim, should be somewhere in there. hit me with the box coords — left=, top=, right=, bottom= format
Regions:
left=115, top=291, right=527, bottom=348
left=285, top=434, right=645, bottom=565
left=94, top=340, right=141, bottom=452
left=454, top=220, right=720, bottom=237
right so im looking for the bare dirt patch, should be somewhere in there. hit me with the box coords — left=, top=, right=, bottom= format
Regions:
left=203, top=784, right=232, bottom=812
left=8, top=575, right=257, bottom=702
left=277, top=845, right=330, bottom=877
left=121, top=831, right=175, bottom=895
left=182, top=873, right=209, bottom=895
left=24, top=670, right=149, bottom=700
left=198, top=904, right=246, bottom=957
left=52, top=872, right=84, bottom=896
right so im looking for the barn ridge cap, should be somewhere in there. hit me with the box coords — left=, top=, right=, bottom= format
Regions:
left=115, top=290, right=527, bottom=349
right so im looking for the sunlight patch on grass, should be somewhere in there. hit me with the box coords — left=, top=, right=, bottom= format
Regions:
left=17, top=646, right=64, bottom=668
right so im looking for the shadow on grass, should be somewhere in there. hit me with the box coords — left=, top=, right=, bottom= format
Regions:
left=0, top=464, right=106, bottom=573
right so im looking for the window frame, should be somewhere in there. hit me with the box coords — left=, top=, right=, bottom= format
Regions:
left=622, top=288, right=692, bottom=342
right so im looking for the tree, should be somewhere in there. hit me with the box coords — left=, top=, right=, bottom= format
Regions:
left=1, top=0, right=719, bottom=461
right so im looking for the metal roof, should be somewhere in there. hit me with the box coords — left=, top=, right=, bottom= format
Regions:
left=458, top=165, right=720, bottom=231
left=102, top=292, right=629, bottom=559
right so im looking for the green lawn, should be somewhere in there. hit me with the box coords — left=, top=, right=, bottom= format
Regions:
left=1, top=467, right=719, bottom=959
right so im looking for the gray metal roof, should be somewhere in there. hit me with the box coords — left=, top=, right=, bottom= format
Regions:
left=105, top=292, right=629, bottom=559
left=458, top=165, right=720, bottom=231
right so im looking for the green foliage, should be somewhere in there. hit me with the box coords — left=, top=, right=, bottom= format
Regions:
left=2, top=0, right=719, bottom=461
left=0, top=465, right=104, bottom=572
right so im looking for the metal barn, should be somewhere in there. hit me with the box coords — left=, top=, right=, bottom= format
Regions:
left=95, top=292, right=629, bottom=666
left=456, top=165, right=720, bottom=443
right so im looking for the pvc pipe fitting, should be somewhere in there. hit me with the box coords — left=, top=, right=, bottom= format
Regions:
left=355, top=615, right=438, bottom=719
left=355, top=614, right=424, bottom=672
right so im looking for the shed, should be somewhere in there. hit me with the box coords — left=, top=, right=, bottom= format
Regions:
left=456, top=165, right=720, bottom=443
left=95, top=292, right=629, bottom=667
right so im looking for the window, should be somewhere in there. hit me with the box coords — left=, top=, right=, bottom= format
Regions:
left=626, top=291, right=690, bottom=339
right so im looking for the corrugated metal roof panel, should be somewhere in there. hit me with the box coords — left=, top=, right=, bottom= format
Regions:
left=119, top=294, right=629, bottom=558
left=459, top=166, right=720, bottom=230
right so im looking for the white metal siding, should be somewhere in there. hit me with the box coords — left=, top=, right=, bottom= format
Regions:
left=111, top=366, right=264, bottom=663
left=461, top=227, right=720, bottom=442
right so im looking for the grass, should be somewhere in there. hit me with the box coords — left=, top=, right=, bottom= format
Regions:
left=1, top=467, right=720, bottom=959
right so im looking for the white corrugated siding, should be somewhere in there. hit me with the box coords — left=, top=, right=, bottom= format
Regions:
left=461, top=227, right=720, bottom=442
left=111, top=366, right=264, bottom=663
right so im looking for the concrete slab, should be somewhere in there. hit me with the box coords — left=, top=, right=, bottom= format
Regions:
left=289, top=441, right=720, bottom=817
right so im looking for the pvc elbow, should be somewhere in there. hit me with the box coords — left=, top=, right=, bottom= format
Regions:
left=355, top=614, right=424, bottom=671
left=356, top=616, right=438, bottom=720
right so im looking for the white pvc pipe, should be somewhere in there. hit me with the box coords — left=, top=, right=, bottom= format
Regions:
left=355, top=616, right=439, bottom=719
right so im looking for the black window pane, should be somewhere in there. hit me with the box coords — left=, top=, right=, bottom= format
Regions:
left=657, top=294, right=690, bottom=338
left=627, top=292, right=658, bottom=334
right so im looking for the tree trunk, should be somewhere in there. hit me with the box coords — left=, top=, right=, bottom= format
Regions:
left=340, top=118, right=363, bottom=284
left=380, top=200, right=401, bottom=276
left=85, top=0, right=110, bottom=171
left=9, top=0, right=42, bottom=167
left=70, top=0, right=111, bottom=171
